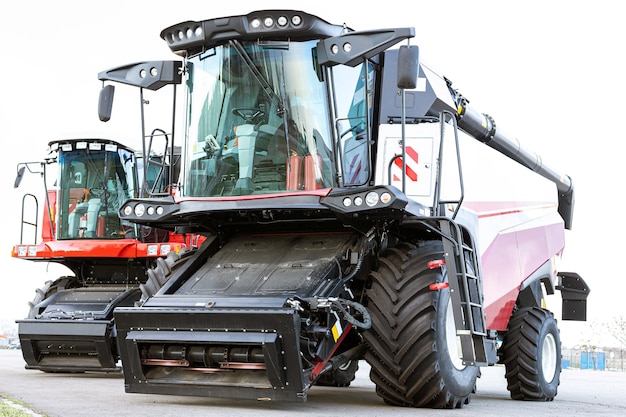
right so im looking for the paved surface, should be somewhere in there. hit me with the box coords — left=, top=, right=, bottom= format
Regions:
left=1, top=349, right=625, bottom=417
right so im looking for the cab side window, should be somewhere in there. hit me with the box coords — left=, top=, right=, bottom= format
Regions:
left=334, top=62, right=375, bottom=186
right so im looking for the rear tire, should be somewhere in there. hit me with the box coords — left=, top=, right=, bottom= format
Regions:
left=363, top=241, right=478, bottom=408
left=501, top=307, right=561, bottom=401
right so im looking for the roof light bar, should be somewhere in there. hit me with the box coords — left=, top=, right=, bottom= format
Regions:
left=159, top=10, right=344, bottom=57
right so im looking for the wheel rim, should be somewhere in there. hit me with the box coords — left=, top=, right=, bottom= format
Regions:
left=446, top=299, right=465, bottom=370
left=338, top=360, right=352, bottom=371
left=542, top=332, right=558, bottom=383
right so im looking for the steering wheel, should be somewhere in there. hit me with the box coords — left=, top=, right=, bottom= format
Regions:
left=232, top=107, right=265, bottom=123
left=89, top=186, right=105, bottom=198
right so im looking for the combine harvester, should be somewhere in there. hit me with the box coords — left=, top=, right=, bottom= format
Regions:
left=12, top=137, right=192, bottom=372
left=96, top=10, right=589, bottom=407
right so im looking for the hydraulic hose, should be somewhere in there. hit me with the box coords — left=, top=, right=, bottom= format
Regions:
left=331, top=298, right=371, bottom=330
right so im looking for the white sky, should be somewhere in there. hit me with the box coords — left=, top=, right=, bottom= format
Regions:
left=1, top=0, right=623, bottom=348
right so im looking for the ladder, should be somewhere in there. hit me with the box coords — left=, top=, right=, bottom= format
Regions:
left=439, top=219, right=497, bottom=366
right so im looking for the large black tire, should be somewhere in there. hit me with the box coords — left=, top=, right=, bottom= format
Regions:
left=138, top=248, right=193, bottom=304
left=501, top=307, right=561, bottom=401
left=25, top=276, right=85, bottom=373
left=315, top=360, right=359, bottom=387
left=27, top=276, right=81, bottom=318
left=363, top=241, right=479, bottom=408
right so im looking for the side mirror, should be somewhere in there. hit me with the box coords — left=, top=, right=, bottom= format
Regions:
left=397, top=45, right=419, bottom=89
left=98, top=84, right=115, bottom=122
left=14, top=165, right=25, bottom=188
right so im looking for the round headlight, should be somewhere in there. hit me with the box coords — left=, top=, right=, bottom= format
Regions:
left=342, top=197, right=352, bottom=207
left=354, top=196, right=363, bottom=206
left=134, top=203, right=146, bottom=217
left=365, top=192, right=379, bottom=207
left=156, top=206, right=164, bottom=215
left=147, top=206, right=155, bottom=216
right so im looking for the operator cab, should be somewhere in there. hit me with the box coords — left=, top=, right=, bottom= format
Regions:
left=53, top=139, right=137, bottom=239
left=98, top=10, right=417, bottom=229
left=183, top=39, right=373, bottom=197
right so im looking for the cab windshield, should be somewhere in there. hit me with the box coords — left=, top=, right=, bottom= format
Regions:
left=56, top=145, right=136, bottom=239
left=182, top=40, right=335, bottom=197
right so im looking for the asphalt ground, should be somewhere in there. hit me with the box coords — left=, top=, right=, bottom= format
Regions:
left=1, top=349, right=625, bottom=417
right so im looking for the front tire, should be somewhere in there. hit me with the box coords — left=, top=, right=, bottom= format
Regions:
left=315, top=360, right=359, bottom=387
left=501, top=307, right=561, bottom=401
left=138, top=248, right=193, bottom=303
left=363, top=241, right=478, bottom=408
left=27, top=276, right=81, bottom=318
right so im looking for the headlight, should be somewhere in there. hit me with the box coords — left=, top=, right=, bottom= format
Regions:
left=365, top=191, right=379, bottom=207
left=134, top=203, right=146, bottom=217
left=319, top=186, right=406, bottom=214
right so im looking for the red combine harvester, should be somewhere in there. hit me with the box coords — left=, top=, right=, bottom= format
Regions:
left=96, top=10, right=589, bottom=407
left=12, top=138, right=191, bottom=372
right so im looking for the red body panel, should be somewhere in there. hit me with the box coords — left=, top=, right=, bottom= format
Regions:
left=463, top=201, right=565, bottom=330
left=11, top=239, right=183, bottom=260
left=41, top=190, right=56, bottom=242
left=175, top=188, right=332, bottom=203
